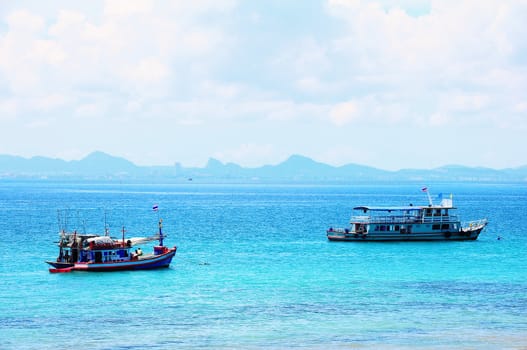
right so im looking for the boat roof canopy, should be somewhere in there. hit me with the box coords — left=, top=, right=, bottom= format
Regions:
left=353, top=205, right=454, bottom=212
left=353, top=206, right=421, bottom=212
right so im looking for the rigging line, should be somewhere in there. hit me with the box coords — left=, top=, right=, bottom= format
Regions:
left=57, top=209, right=62, bottom=232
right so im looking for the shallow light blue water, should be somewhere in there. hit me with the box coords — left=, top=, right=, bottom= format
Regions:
left=0, top=181, right=526, bottom=349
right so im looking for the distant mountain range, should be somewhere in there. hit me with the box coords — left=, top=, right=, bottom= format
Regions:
left=1, top=151, right=526, bottom=182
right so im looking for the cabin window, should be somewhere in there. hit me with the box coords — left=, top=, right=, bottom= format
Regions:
left=441, top=224, right=450, bottom=230
left=425, top=209, right=432, bottom=216
left=374, top=225, right=379, bottom=231
left=394, top=225, right=400, bottom=231
left=434, top=209, right=441, bottom=216
left=380, top=225, right=386, bottom=231
left=432, top=224, right=440, bottom=230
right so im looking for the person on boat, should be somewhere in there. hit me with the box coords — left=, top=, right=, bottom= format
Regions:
left=137, top=248, right=143, bottom=256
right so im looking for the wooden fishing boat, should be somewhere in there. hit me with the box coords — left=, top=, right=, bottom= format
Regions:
left=46, top=213, right=177, bottom=273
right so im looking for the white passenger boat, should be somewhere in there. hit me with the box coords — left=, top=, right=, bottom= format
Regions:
left=327, top=191, right=487, bottom=242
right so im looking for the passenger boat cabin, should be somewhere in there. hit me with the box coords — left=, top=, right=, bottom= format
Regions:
left=350, top=205, right=461, bottom=234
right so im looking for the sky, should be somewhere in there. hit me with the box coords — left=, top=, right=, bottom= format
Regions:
left=0, top=0, right=526, bottom=170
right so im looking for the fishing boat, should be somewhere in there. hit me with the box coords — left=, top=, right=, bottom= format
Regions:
left=46, top=214, right=177, bottom=273
left=327, top=189, right=487, bottom=242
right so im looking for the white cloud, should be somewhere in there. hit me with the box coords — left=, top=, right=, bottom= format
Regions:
left=296, top=77, right=321, bottom=92
left=447, top=93, right=490, bottom=112
left=0, top=1, right=526, bottom=168
left=121, top=57, right=170, bottom=84
left=323, top=0, right=527, bottom=130
left=0, top=1, right=236, bottom=121
left=0, top=99, right=18, bottom=120
left=428, top=112, right=450, bottom=127
left=74, top=103, right=105, bottom=119
left=514, top=102, right=527, bottom=113
left=329, top=101, right=359, bottom=126
left=32, top=94, right=68, bottom=111
left=169, top=1, right=237, bottom=16
left=25, top=118, right=53, bottom=129
left=5, top=9, right=45, bottom=33
left=200, top=80, right=243, bottom=99
left=103, top=0, right=154, bottom=17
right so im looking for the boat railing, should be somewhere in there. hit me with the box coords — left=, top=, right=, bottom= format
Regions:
left=351, top=214, right=459, bottom=224
left=351, top=215, right=420, bottom=224
left=422, top=215, right=459, bottom=223
left=352, top=215, right=370, bottom=222
left=461, top=219, right=488, bottom=230
left=327, top=227, right=353, bottom=234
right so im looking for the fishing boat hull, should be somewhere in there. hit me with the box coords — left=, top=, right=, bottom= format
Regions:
left=327, top=225, right=486, bottom=242
left=46, top=261, right=75, bottom=269
left=47, top=247, right=176, bottom=272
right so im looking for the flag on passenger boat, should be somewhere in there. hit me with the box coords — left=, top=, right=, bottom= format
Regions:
left=152, top=204, right=159, bottom=211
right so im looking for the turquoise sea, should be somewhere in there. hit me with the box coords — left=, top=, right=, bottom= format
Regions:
left=0, top=181, right=526, bottom=349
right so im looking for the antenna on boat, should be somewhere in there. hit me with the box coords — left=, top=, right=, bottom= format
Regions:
left=62, top=208, right=70, bottom=233
left=152, top=203, right=164, bottom=246
left=104, top=210, right=109, bottom=236
left=57, top=210, right=62, bottom=233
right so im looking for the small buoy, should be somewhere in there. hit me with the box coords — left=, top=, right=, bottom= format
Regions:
left=497, top=236, right=502, bottom=240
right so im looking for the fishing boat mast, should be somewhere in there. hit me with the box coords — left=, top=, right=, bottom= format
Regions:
left=158, top=219, right=164, bottom=246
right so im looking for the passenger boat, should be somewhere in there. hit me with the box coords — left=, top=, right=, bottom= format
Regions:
left=327, top=191, right=487, bottom=242
left=46, top=215, right=177, bottom=273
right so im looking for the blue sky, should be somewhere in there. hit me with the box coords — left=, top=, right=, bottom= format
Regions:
left=0, top=0, right=526, bottom=170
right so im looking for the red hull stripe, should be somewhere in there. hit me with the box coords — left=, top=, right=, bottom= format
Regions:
left=72, top=249, right=176, bottom=272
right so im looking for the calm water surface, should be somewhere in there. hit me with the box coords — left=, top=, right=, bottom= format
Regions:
left=0, top=182, right=526, bottom=349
